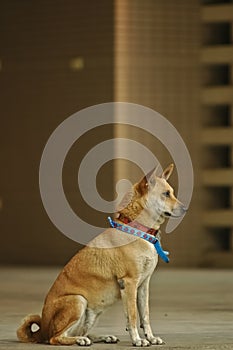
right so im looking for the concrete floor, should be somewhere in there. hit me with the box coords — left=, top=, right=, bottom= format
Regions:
left=0, top=267, right=233, bottom=350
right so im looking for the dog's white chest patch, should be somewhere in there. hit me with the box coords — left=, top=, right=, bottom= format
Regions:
left=142, top=256, right=155, bottom=272
left=137, top=247, right=158, bottom=282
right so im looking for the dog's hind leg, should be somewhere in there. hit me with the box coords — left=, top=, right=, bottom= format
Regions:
left=49, top=295, right=92, bottom=346
left=137, top=277, right=164, bottom=345
left=85, top=309, right=119, bottom=344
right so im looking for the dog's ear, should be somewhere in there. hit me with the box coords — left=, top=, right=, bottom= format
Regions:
left=117, top=188, right=134, bottom=211
left=136, top=167, right=157, bottom=195
left=161, top=163, right=174, bottom=180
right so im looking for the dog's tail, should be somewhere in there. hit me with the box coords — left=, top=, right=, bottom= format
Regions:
left=17, top=314, right=43, bottom=343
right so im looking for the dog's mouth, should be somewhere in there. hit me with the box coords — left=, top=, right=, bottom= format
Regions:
left=164, top=207, right=187, bottom=218
left=164, top=211, right=182, bottom=218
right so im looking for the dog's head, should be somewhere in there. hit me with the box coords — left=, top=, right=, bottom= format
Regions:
left=136, top=164, right=187, bottom=219
left=118, top=164, right=187, bottom=226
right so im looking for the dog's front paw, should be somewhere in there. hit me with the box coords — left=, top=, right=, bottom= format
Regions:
left=148, top=336, right=164, bottom=345
left=133, top=338, right=150, bottom=347
left=76, top=336, right=92, bottom=346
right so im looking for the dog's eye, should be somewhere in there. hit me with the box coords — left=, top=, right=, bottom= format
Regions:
left=163, top=190, right=170, bottom=198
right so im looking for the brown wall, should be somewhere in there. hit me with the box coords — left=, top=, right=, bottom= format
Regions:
left=1, top=0, right=231, bottom=267
left=0, top=0, right=115, bottom=265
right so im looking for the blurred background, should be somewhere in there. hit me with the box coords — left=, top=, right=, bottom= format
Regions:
left=0, top=0, right=233, bottom=268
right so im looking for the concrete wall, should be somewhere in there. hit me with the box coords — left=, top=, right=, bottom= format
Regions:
left=114, top=0, right=204, bottom=267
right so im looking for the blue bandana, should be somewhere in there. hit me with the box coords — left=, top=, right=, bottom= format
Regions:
left=108, top=217, right=169, bottom=263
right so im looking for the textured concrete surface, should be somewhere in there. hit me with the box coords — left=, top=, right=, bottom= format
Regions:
left=0, top=267, right=233, bottom=350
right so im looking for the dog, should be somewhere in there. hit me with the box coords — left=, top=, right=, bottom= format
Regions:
left=17, top=164, right=186, bottom=346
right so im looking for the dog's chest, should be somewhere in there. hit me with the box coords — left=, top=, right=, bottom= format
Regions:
left=136, top=243, right=158, bottom=280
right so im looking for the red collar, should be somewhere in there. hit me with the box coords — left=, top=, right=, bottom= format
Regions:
left=117, top=213, right=159, bottom=237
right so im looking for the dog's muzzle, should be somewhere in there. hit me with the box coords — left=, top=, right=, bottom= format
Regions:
left=165, top=206, right=188, bottom=218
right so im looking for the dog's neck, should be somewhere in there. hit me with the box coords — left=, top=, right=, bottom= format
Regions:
left=134, top=209, right=165, bottom=230
left=117, top=197, right=166, bottom=231
left=117, top=210, right=165, bottom=231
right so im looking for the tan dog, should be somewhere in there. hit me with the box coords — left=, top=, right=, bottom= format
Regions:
left=17, top=164, right=186, bottom=347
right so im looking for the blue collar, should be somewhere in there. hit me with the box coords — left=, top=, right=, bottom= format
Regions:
left=108, top=217, right=169, bottom=263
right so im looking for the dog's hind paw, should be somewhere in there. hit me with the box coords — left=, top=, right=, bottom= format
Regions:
left=104, top=335, right=119, bottom=343
left=133, top=338, right=150, bottom=347
left=76, top=336, right=92, bottom=346
left=149, top=336, right=164, bottom=345
left=88, top=334, right=119, bottom=344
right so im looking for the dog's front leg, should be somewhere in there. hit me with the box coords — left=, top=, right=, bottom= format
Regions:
left=119, top=278, right=150, bottom=347
left=137, top=277, right=164, bottom=345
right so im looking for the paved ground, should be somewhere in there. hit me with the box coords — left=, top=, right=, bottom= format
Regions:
left=0, top=267, right=233, bottom=350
